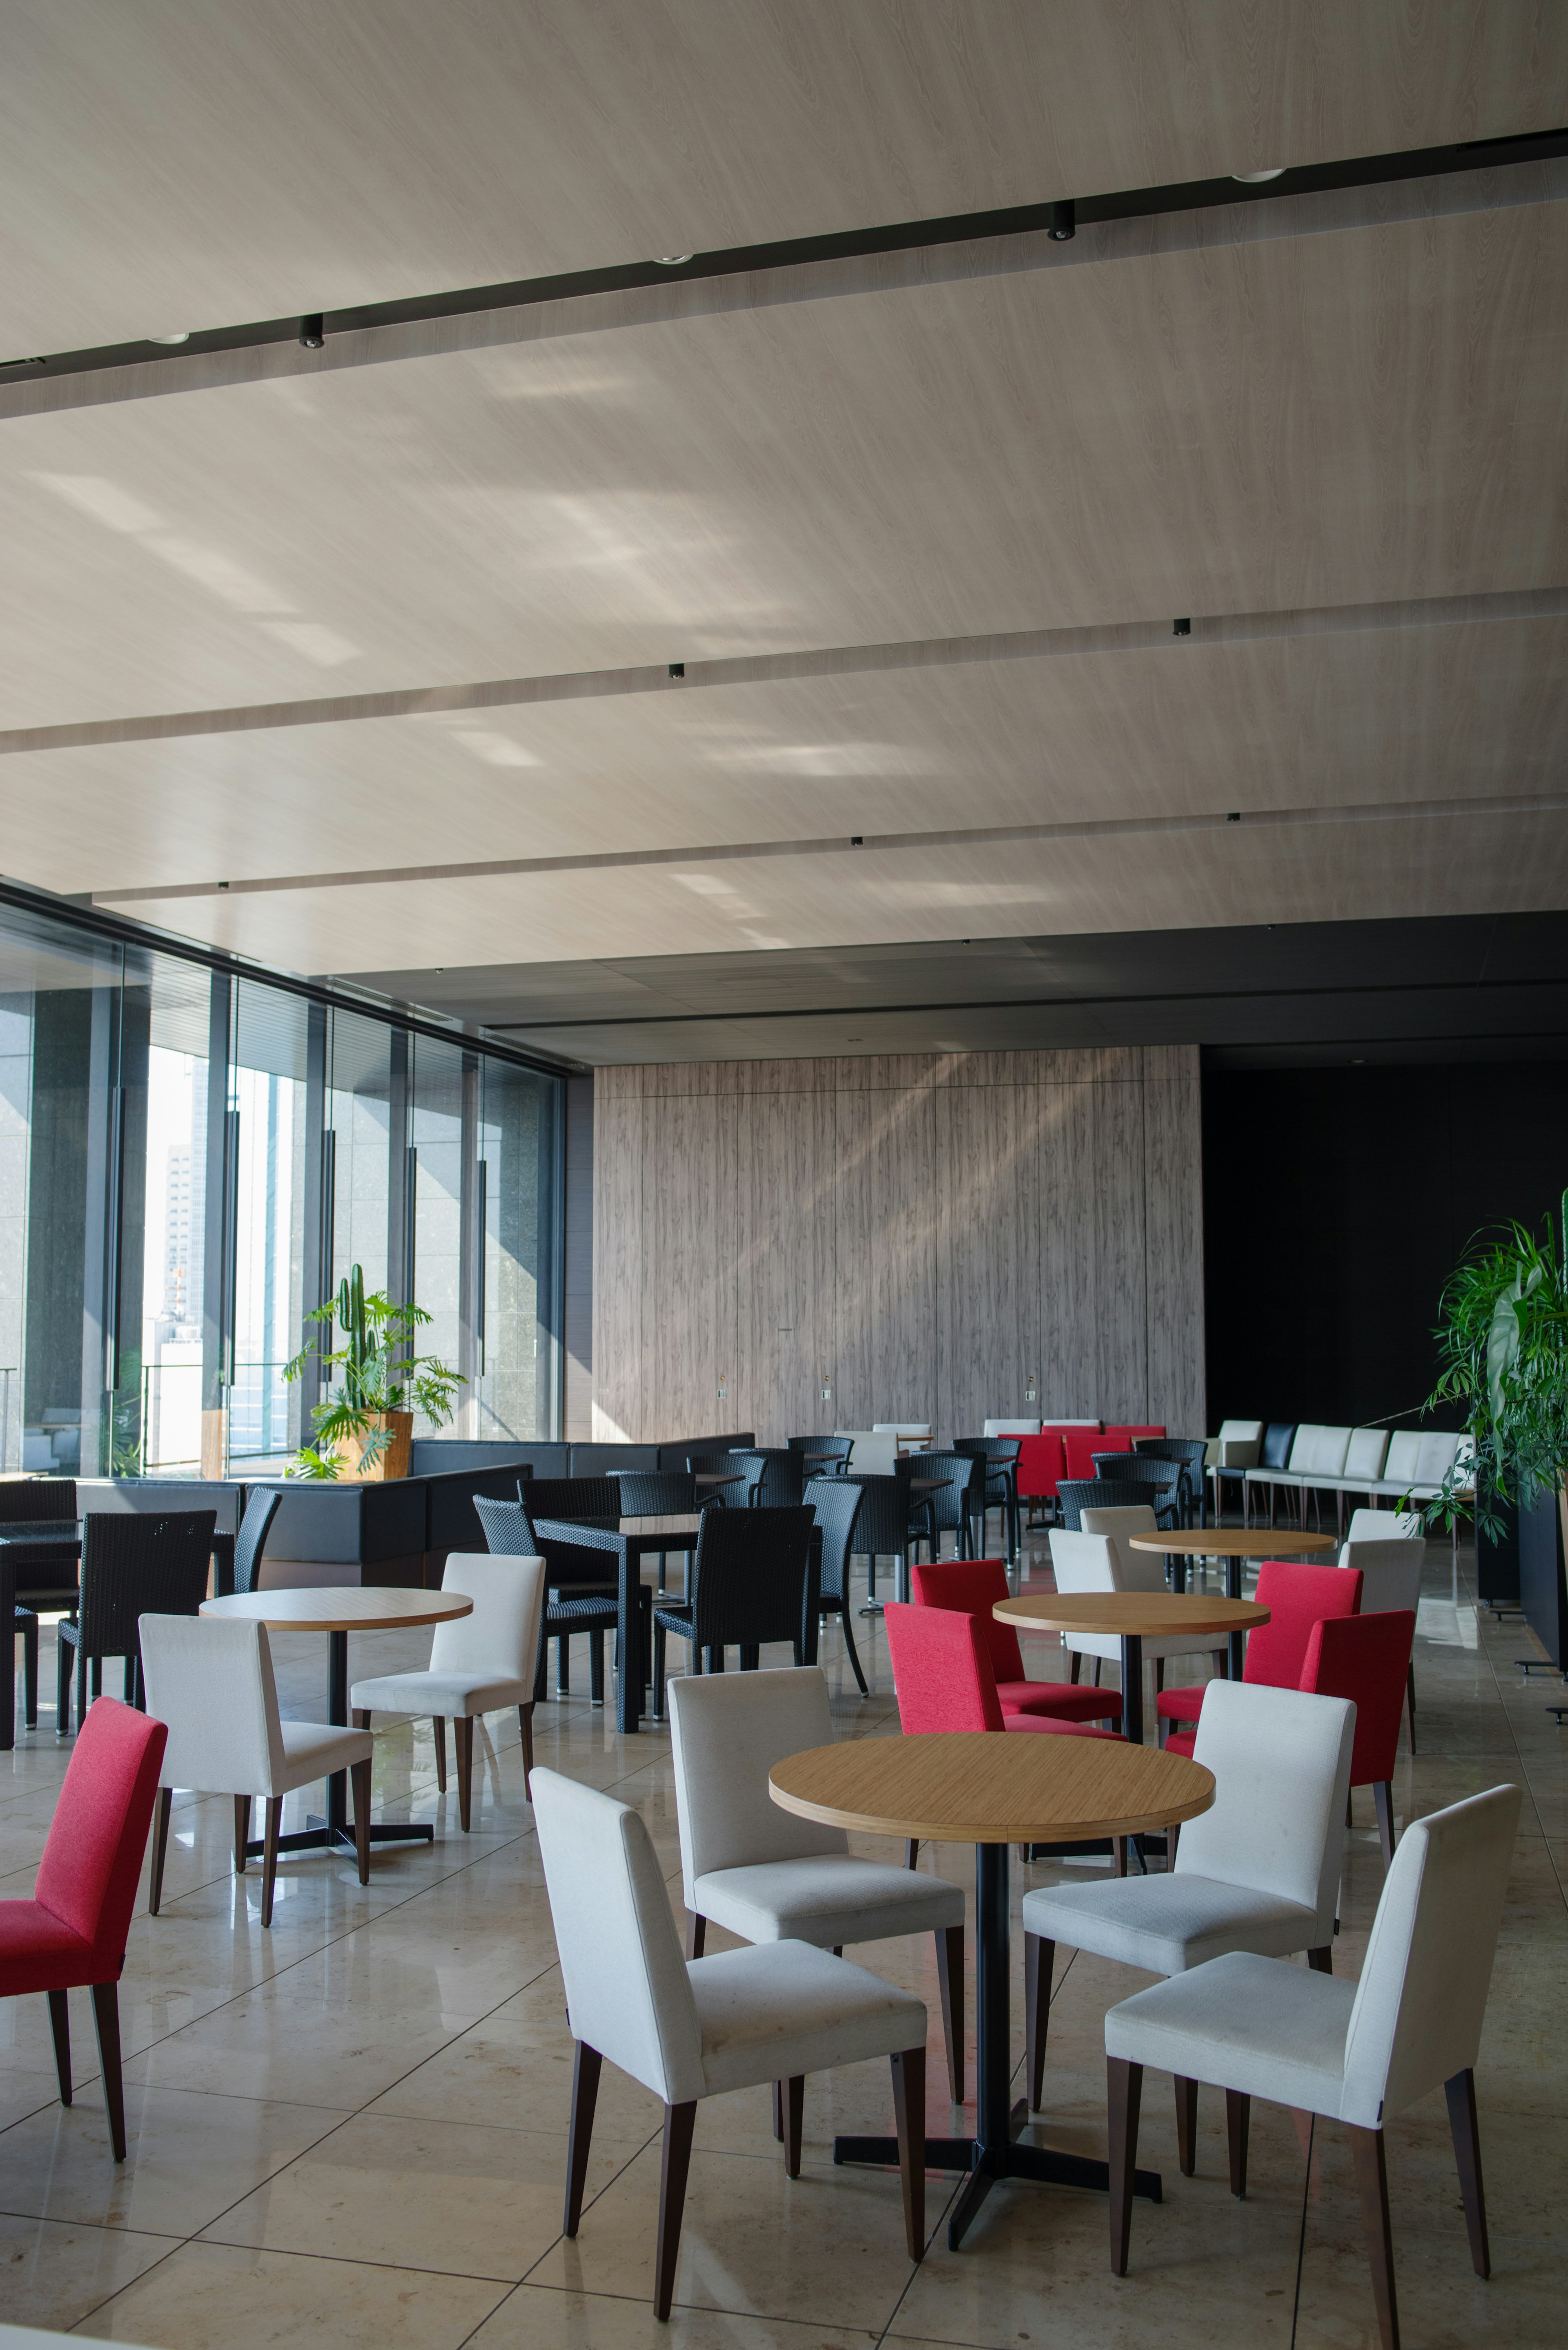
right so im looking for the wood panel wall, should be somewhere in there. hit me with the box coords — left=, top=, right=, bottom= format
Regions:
left=591, top=1047, right=1205, bottom=1443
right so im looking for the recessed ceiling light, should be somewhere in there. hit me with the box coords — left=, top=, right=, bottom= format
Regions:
left=149, top=332, right=190, bottom=344
left=1233, top=168, right=1286, bottom=183
left=654, top=253, right=693, bottom=265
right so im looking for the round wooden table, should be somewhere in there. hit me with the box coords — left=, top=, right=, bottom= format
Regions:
left=771, top=1732, right=1213, bottom=2249
left=995, top=1592, right=1270, bottom=1745
left=1130, top=1528, right=1334, bottom=1677
left=201, top=1586, right=472, bottom=1858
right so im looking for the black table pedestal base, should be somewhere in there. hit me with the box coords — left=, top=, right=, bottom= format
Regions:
left=834, top=2122, right=1162, bottom=2250
left=245, top=1817, right=435, bottom=1862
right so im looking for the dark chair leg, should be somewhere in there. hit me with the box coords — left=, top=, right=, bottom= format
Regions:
left=533, top=1628, right=550, bottom=1705
left=1406, top=1663, right=1417, bottom=1755
left=20, top=1614, right=37, bottom=1729
left=890, top=2045, right=926, bottom=2259
left=905, top=1838, right=919, bottom=1871
left=47, top=1986, right=71, bottom=2105
left=261, top=1794, right=283, bottom=1928
left=148, top=1786, right=172, bottom=1915
left=1307, top=1945, right=1333, bottom=1973
left=519, top=1701, right=535, bottom=1795
left=91, top=1982, right=126, bottom=2161
left=654, top=2101, right=698, bottom=2321
left=352, top=1707, right=371, bottom=1730
left=653, top=1619, right=667, bottom=1718
left=432, top=1715, right=447, bottom=1792
left=350, top=1759, right=372, bottom=1884
left=564, top=2041, right=602, bottom=2234
left=837, top=1603, right=870, bottom=1695
left=685, top=1911, right=706, bottom=1958
left=1225, top=2089, right=1250, bottom=2197
left=454, top=1715, right=474, bottom=1831
left=782, top=2074, right=804, bottom=2177
left=556, top=1630, right=571, bottom=1695
left=1174, top=2075, right=1198, bottom=2176
left=1069, top=1652, right=1082, bottom=1683
left=1348, top=2124, right=1399, bottom=2350
left=56, top=1632, right=71, bottom=1735
left=1374, top=1782, right=1396, bottom=1870
left=588, top=1629, right=605, bottom=1706
left=1445, top=2067, right=1490, bottom=2278
left=1107, top=2057, right=1143, bottom=2275
left=771, top=2078, right=784, bottom=2142
left=1025, top=1931, right=1053, bottom=2110
left=234, top=1795, right=251, bottom=1873
left=935, top=1923, right=964, bottom=2103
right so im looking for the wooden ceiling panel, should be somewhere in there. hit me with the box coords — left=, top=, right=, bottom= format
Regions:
left=4, top=3, right=1563, bottom=356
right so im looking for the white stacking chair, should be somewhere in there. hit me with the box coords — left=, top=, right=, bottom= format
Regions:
left=1054, top=1520, right=1214, bottom=1699
left=874, top=1422, right=933, bottom=1453
left=668, top=1666, right=967, bottom=2098
left=140, top=1613, right=375, bottom=1926
left=984, top=1418, right=1042, bottom=1437
left=531, top=1767, right=929, bottom=2318
left=1021, top=1682, right=1355, bottom=2144
left=835, top=1430, right=900, bottom=1476
left=350, top=1554, right=546, bottom=1828
left=1339, top=1532, right=1426, bottom=1752
left=1102, top=1784, right=1522, bottom=2350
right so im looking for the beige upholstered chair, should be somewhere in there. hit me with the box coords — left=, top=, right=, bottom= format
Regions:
left=1339, top=1532, right=1426, bottom=1750
left=1051, top=1525, right=1215, bottom=1697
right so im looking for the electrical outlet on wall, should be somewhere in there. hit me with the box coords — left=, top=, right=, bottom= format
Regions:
left=717, top=1374, right=728, bottom=1399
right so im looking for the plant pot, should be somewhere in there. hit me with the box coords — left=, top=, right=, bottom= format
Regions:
left=333, top=1411, right=414, bottom=1482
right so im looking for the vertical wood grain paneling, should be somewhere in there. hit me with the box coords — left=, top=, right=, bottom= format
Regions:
left=590, top=1075, right=643, bottom=1439
left=1039, top=1083, right=1098, bottom=1420
left=639, top=1093, right=736, bottom=1437
left=935, top=1080, right=1041, bottom=1436
left=1144, top=1045, right=1206, bottom=1434
left=736, top=1085, right=837, bottom=1443
left=563, top=1075, right=595, bottom=1441
left=1093, top=1079, right=1148, bottom=1422
left=836, top=1079, right=938, bottom=1425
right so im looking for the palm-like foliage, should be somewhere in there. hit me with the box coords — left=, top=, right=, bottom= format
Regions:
left=1424, top=1189, right=1568, bottom=1538
left=283, top=1264, right=463, bottom=1478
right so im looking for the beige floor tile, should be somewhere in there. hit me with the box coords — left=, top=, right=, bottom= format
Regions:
left=75, top=2239, right=512, bottom=2350
left=472, top=2283, right=880, bottom=2348
left=120, top=1982, right=472, bottom=2109
left=0, top=2211, right=177, bottom=2328
left=200, top=2109, right=645, bottom=2280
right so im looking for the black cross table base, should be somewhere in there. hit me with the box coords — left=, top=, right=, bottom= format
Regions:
left=832, top=1840, right=1162, bottom=2249
left=242, top=1624, right=437, bottom=1860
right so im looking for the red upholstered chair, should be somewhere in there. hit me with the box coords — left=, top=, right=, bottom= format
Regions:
left=0, top=1695, right=167, bottom=2159
left=910, top=1558, right=1122, bottom=1728
left=1061, top=1429, right=1105, bottom=1483
left=1016, top=1432, right=1064, bottom=1525
left=1158, top=1561, right=1362, bottom=1754
left=1301, top=1609, right=1417, bottom=1872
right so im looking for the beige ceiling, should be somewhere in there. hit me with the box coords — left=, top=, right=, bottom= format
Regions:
left=4, top=2, right=1561, bottom=357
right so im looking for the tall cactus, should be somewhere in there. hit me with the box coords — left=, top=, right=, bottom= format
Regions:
left=337, top=1263, right=370, bottom=1385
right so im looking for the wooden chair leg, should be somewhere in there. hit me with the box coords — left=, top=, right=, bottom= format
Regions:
left=1025, top=1931, right=1053, bottom=2110
left=350, top=1759, right=372, bottom=1885
left=234, top=1794, right=251, bottom=1873
left=519, top=1701, right=535, bottom=1796
left=90, top=1982, right=126, bottom=2161
left=654, top=2101, right=697, bottom=2321
left=1116, top=1836, right=1129, bottom=1877
left=782, top=2074, right=804, bottom=2178
left=905, top=1838, right=920, bottom=1870
left=1107, top=2057, right=1143, bottom=2275
left=148, top=1786, right=172, bottom=1915
left=1174, top=2075, right=1198, bottom=2176
left=771, top=2078, right=784, bottom=2141
left=1069, top=1652, right=1082, bottom=1683
left=1405, top=1663, right=1417, bottom=1755
left=261, top=1794, right=283, bottom=1927
left=685, top=1911, right=706, bottom=1958
left=1374, top=1782, right=1397, bottom=1871
left=1445, top=2067, right=1490, bottom=2278
left=47, top=1986, right=71, bottom=2106
left=1307, top=1945, right=1333, bottom=1973
left=432, top=1715, right=447, bottom=1792
left=890, top=2045, right=926, bottom=2259
left=352, top=1707, right=371, bottom=1730
left=1225, top=2089, right=1250, bottom=2197
left=935, top=1922, right=964, bottom=2103
left=1348, top=2124, right=1400, bottom=2350
left=564, top=2041, right=602, bottom=2234
left=454, top=1715, right=474, bottom=1832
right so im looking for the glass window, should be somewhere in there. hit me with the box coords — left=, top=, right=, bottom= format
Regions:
left=327, top=1010, right=394, bottom=1307
left=409, top=1036, right=468, bottom=1434
left=132, top=955, right=211, bottom=1476
left=226, top=982, right=310, bottom=1474
left=475, top=1058, right=559, bottom=1442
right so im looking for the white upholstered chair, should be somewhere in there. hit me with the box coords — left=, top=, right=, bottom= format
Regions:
left=1021, top=1681, right=1355, bottom=2149
left=984, top=1418, right=1042, bottom=1437
left=140, top=1613, right=375, bottom=1926
left=1053, top=1523, right=1215, bottom=1697
left=531, top=1766, right=929, bottom=2317
left=1348, top=1507, right=1425, bottom=1544
left=1339, top=1533, right=1426, bottom=1752
left=1102, top=1783, right=1522, bottom=2350
left=668, top=1666, right=967, bottom=2098
left=350, top=1553, right=546, bottom=1828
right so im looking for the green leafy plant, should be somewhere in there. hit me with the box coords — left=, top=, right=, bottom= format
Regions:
left=1422, top=1188, right=1568, bottom=1548
left=283, top=1264, right=464, bottom=1478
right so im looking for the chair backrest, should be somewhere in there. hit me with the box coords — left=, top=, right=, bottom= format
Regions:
left=1412, top=1430, right=1463, bottom=1486
left=1179, top=1681, right=1355, bottom=1928
left=1048, top=1529, right=1118, bottom=1596
left=1079, top=1503, right=1162, bottom=1588
left=1062, top=1429, right=1104, bottom=1482
left=1258, top=1420, right=1297, bottom=1471
left=1301, top=1609, right=1415, bottom=1788
left=804, top=1474, right=862, bottom=1605
left=901, top=1450, right=981, bottom=1533
left=429, top=1552, right=548, bottom=1680
left=1244, top=1559, right=1362, bottom=1688
left=1058, top=1478, right=1150, bottom=1530
left=835, top=1431, right=900, bottom=1477
left=1339, top=1784, right=1522, bottom=2128
left=34, top=1693, right=168, bottom=1972
left=984, top=1419, right=1041, bottom=1437
left=524, top=1475, right=621, bottom=1524
left=690, top=1451, right=767, bottom=1503
left=614, top=1469, right=697, bottom=1518
left=77, top=1512, right=218, bottom=1659
left=530, top=1768, right=706, bottom=2105
left=1343, top=1427, right=1390, bottom=1482
left=0, top=1477, right=77, bottom=1523
left=1337, top=1537, right=1424, bottom=1619
left=1285, top=1425, right=1349, bottom=1478
left=667, top=1666, right=846, bottom=1901
left=690, top=1504, right=815, bottom=1651
left=842, top=1471, right=910, bottom=1556
left=884, top=1599, right=1004, bottom=1732
left=954, top=1436, right=1021, bottom=1461
left=140, top=1611, right=287, bottom=1796
left=911, top=1556, right=1023, bottom=1681
left=1381, top=1429, right=1422, bottom=1484
left=1015, top=1431, right=1064, bottom=1498
left=1093, top=1454, right=1178, bottom=1500
left=1347, top=1507, right=1423, bottom=1543
left=754, top=1450, right=806, bottom=1508
left=1216, top=1419, right=1264, bottom=1466
left=788, top=1436, right=853, bottom=1466
left=874, top=1423, right=932, bottom=1443
left=474, top=1493, right=537, bottom=1554
left=231, top=1488, right=281, bottom=1595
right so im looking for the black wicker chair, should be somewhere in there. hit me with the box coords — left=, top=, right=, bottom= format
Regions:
left=1055, top=1477, right=1165, bottom=1533
left=0, top=1477, right=78, bottom=1732
left=901, top=1450, right=985, bottom=1565
left=1133, top=1437, right=1209, bottom=1528
left=651, top=1505, right=817, bottom=1717
left=230, top=1489, right=282, bottom=1595
left=953, top=1437, right=1022, bottom=1560
left=788, top=1435, right=852, bottom=1473
left=804, top=1475, right=868, bottom=1695
left=474, top=1492, right=629, bottom=1707
left=1091, top=1452, right=1181, bottom=1529
left=57, top=1511, right=216, bottom=1732
left=612, top=1469, right=713, bottom=1597
left=843, top=1472, right=915, bottom=1614
left=688, top=1451, right=767, bottom=1504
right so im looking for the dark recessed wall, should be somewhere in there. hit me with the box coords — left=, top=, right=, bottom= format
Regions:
left=1203, top=1061, right=1568, bottom=1429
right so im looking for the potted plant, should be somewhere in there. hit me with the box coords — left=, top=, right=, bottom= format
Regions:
left=1424, top=1188, right=1568, bottom=1557
left=283, top=1264, right=464, bottom=1481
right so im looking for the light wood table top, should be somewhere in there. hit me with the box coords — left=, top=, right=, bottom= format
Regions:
left=994, top=1592, right=1270, bottom=1639
left=201, top=1586, right=472, bottom=1634
left=1128, top=1530, right=1336, bottom=1558
left=771, top=1733, right=1213, bottom=1846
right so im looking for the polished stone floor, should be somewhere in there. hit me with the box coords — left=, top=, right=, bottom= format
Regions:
left=0, top=1523, right=1559, bottom=2350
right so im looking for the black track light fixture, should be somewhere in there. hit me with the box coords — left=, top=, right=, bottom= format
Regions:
left=1047, top=199, right=1075, bottom=241
left=298, top=314, right=325, bottom=350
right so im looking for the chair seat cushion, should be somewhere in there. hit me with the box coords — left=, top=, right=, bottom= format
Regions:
left=1022, top=1873, right=1321, bottom=1975
left=275, top=1720, right=375, bottom=1793
left=1004, top=1716, right=1126, bottom=1741
left=0, top=1900, right=96, bottom=1997
left=694, top=1853, right=963, bottom=1949
left=997, top=1679, right=1123, bottom=1723
left=1162, top=1728, right=1197, bottom=1758
left=1104, top=1949, right=1355, bottom=2118
left=1155, top=1683, right=1205, bottom=1723
left=350, top=1670, right=531, bottom=1720
left=690, top=1938, right=927, bottom=2097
